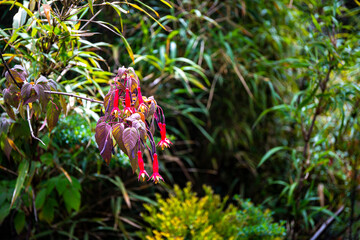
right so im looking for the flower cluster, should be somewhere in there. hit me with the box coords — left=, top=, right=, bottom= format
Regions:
left=95, top=67, right=172, bottom=183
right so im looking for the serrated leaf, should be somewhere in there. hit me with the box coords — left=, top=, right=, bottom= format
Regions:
left=122, top=127, right=138, bottom=156
left=95, top=122, right=113, bottom=164
left=46, top=99, right=61, bottom=132
left=112, top=123, right=127, bottom=155
left=11, top=161, right=29, bottom=208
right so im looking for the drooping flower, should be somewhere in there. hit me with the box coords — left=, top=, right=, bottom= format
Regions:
left=157, top=123, right=173, bottom=150
left=111, top=89, right=120, bottom=117
left=137, top=87, right=148, bottom=113
left=137, top=151, right=149, bottom=182
left=149, top=153, right=164, bottom=184
left=123, top=87, right=134, bottom=117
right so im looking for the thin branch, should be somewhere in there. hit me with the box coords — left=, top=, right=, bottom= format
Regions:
left=44, top=90, right=104, bottom=104
left=56, top=64, right=73, bottom=82
left=0, top=48, right=21, bottom=89
left=310, top=205, right=344, bottom=240
left=27, top=105, right=46, bottom=146
left=79, top=9, right=102, bottom=31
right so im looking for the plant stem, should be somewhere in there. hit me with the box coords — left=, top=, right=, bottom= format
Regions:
left=0, top=48, right=21, bottom=89
left=43, top=90, right=103, bottom=104
left=27, top=105, right=46, bottom=146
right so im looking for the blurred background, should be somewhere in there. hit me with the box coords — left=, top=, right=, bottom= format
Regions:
left=1, top=0, right=360, bottom=239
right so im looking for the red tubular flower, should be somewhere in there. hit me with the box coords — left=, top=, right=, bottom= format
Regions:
left=137, top=87, right=148, bottom=113
left=111, top=89, right=120, bottom=117
left=137, top=151, right=149, bottom=182
left=149, top=153, right=164, bottom=184
left=123, top=87, right=134, bottom=117
left=157, top=123, right=173, bottom=150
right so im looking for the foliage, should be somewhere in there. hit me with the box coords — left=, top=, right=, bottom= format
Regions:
left=0, top=0, right=172, bottom=238
left=140, top=183, right=286, bottom=240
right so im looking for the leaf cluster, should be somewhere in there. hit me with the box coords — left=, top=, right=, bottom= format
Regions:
left=140, top=183, right=286, bottom=240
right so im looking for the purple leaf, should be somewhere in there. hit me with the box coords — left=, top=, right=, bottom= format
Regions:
left=126, top=113, right=141, bottom=122
left=5, top=66, right=27, bottom=86
left=132, top=120, right=146, bottom=141
left=95, top=122, right=113, bottom=165
left=3, top=86, right=20, bottom=108
left=104, top=90, right=115, bottom=114
left=148, top=101, right=156, bottom=118
left=34, top=84, right=49, bottom=109
left=20, top=82, right=34, bottom=103
left=112, top=123, right=128, bottom=155
left=122, top=127, right=138, bottom=156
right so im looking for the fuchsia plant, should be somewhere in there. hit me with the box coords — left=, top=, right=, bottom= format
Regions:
left=1, top=63, right=170, bottom=184
left=95, top=67, right=172, bottom=183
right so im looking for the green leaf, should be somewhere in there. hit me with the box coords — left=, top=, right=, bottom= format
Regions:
left=258, top=146, right=292, bottom=167
left=35, top=189, right=47, bottom=209
left=0, top=204, right=10, bottom=224
left=63, top=188, right=81, bottom=213
left=311, top=15, right=322, bottom=32
left=88, top=0, right=93, bottom=14
left=11, top=160, right=29, bottom=208
left=39, top=198, right=57, bottom=223
left=252, top=104, right=291, bottom=129
left=14, top=211, right=25, bottom=234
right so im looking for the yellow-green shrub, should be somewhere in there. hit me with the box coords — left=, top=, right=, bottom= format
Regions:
left=140, top=183, right=285, bottom=240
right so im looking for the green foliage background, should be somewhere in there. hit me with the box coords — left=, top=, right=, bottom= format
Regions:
left=1, top=0, right=360, bottom=239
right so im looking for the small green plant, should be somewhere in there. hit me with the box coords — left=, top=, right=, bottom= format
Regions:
left=140, top=183, right=286, bottom=240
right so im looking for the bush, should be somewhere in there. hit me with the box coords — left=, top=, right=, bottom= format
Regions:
left=140, top=183, right=286, bottom=240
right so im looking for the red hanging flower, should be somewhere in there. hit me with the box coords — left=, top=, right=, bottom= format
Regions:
left=157, top=123, right=173, bottom=150
left=137, top=87, right=148, bottom=113
left=137, top=151, right=149, bottom=182
left=123, top=87, right=134, bottom=117
left=149, top=153, right=164, bottom=184
left=111, top=89, right=120, bottom=117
